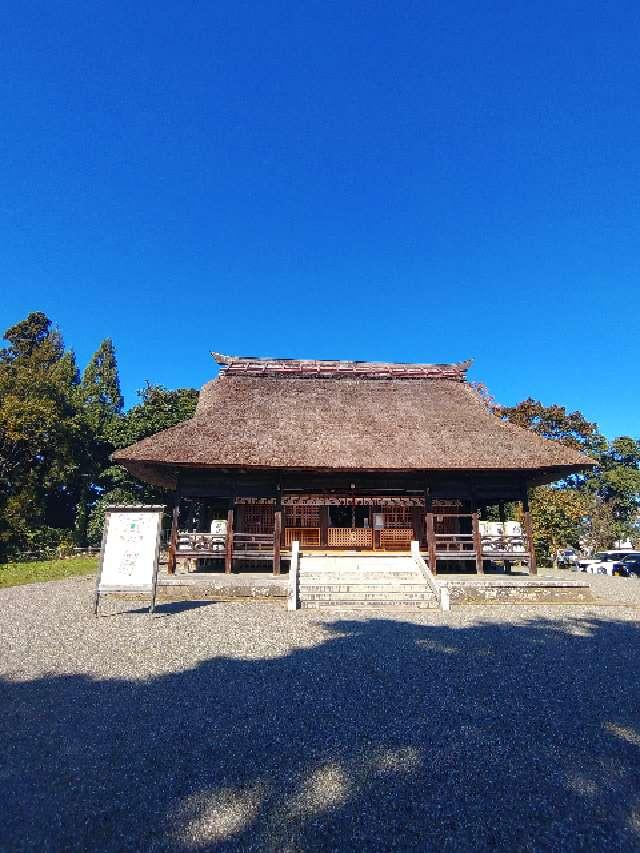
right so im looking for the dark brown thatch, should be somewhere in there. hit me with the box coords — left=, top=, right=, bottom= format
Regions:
left=113, top=354, right=593, bottom=483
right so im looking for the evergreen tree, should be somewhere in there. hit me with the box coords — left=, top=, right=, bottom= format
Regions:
left=81, top=338, right=124, bottom=438
left=73, top=339, right=124, bottom=546
left=0, top=312, right=83, bottom=559
left=87, top=384, right=198, bottom=544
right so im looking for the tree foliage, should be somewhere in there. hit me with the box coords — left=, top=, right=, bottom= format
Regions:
left=86, top=384, right=198, bottom=545
left=0, top=313, right=84, bottom=559
left=500, top=399, right=640, bottom=561
left=0, top=312, right=197, bottom=559
left=1, top=312, right=638, bottom=563
left=500, top=397, right=607, bottom=457
left=81, top=338, right=123, bottom=438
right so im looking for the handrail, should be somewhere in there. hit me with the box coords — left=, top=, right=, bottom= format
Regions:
left=288, top=540, right=300, bottom=611
left=176, top=532, right=225, bottom=552
left=434, top=533, right=475, bottom=555
left=434, top=533, right=473, bottom=538
left=481, top=534, right=528, bottom=554
left=411, top=541, right=450, bottom=611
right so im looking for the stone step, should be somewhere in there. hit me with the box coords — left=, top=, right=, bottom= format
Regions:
left=300, top=557, right=415, bottom=571
left=296, top=554, right=437, bottom=610
left=300, top=560, right=417, bottom=574
left=300, top=566, right=418, bottom=573
left=301, top=591, right=436, bottom=603
left=300, top=583, right=429, bottom=592
left=300, top=573, right=419, bottom=582
left=301, top=599, right=438, bottom=609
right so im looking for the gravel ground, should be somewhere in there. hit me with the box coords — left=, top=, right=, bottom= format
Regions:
left=1, top=577, right=640, bottom=852
left=542, top=568, right=640, bottom=606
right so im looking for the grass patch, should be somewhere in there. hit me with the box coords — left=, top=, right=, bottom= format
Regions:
left=0, top=556, right=98, bottom=589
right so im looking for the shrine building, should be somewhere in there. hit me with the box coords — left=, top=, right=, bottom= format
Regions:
left=113, top=353, right=593, bottom=576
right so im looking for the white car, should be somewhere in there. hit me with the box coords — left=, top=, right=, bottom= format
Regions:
left=557, top=548, right=579, bottom=568
left=578, top=550, right=640, bottom=575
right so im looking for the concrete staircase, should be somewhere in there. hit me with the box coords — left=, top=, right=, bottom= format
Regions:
left=298, top=554, right=438, bottom=609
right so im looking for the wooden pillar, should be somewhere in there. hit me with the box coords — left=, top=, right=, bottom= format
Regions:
left=425, top=494, right=436, bottom=574
left=411, top=506, right=423, bottom=545
left=167, top=504, right=179, bottom=575
left=224, top=506, right=234, bottom=574
left=472, top=510, right=484, bottom=574
left=522, top=490, right=537, bottom=575
left=320, top=506, right=329, bottom=547
left=499, top=501, right=511, bottom=573
left=273, top=510, right=282, bottom=575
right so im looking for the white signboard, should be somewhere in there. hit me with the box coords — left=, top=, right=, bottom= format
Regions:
left=94, top=505, right=165, bottom=614
left=479, top=521, right=522, bottom=537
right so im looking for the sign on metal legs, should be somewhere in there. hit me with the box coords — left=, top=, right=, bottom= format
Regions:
left=94, top=505, right=165, bottom=615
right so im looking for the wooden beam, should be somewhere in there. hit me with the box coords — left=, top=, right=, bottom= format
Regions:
left=499, top=500, right=511, bottom=573
left=426, top=513, right=436, bottom=574
left=273, top=510, right=282, bottom=575
left=225, top=507, right=234, bottom=574
left=411, top=506, right=423, bottom=545
left=522, top=489, right=537, bottom=576
left=472, top=511, right=484, bottom=574
left=320, top=506, right=329, bottom=547
left=167, top=505, right=179, bottom=575
left=425, top=493, right=436, bottom=573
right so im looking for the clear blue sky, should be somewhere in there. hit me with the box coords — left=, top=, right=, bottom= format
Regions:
left=1, top=2, right=638, bottom=438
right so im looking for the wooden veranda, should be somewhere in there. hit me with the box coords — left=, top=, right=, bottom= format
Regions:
left=166, top=490, right=537, bottom=577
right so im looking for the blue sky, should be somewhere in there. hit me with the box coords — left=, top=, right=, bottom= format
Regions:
left=1, top=1, right=638, bottom=438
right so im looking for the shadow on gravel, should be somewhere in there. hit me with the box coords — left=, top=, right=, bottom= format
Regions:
left=2, top=615, right=640, bottom=851
left=127, top=601, right=220, bottom=616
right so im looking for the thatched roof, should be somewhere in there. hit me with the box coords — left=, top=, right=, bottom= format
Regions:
left=113, top=353, right=593, bottom=485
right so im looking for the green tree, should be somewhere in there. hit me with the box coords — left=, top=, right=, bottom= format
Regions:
left=0, top=312, right=84, bottom=559
left=501, top=399, right=639, bottom=560
left=529, top=487, right=590, bottom=563
left=87, top=383, right=198, bottom=544
left=81, top=338, right=123, bottom=437
left=73, top=339, right=125, bottom=546
left=500, top=397, right=607, bottom=458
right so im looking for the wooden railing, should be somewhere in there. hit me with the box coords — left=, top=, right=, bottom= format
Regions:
left=284, top=527, right=321, bottom=548
left=176, top=532, right=226, bottom=554
left=434, top=533, right=475, bottom=555
left=481, top=535, right=528, bottom=555
left=328, top=528, right=373, bottom=548
left=232, top=532, right=275, bottom=561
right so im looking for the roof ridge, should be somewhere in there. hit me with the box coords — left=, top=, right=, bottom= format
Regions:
left=211, top=352, right=472, bottom=381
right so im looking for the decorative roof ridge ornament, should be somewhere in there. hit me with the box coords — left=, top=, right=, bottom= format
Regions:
left=211, top=352, right=472, bottom=381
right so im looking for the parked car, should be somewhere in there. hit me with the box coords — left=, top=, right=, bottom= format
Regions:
left=593, top=551, right=640, bottom=576
left=577, top=550, right=640, bottom=574
left=557, top=548, right=578, bottom=568
left=577, top=553, right=606, bottom=573
left=612, top=556, right=640, bottom=578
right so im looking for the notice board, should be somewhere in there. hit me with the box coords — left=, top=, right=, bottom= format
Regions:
left=94, top=505, right=165, bottom=614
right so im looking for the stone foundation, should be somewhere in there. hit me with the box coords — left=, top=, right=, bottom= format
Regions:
left=447, top=578, right=593, bottom=606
